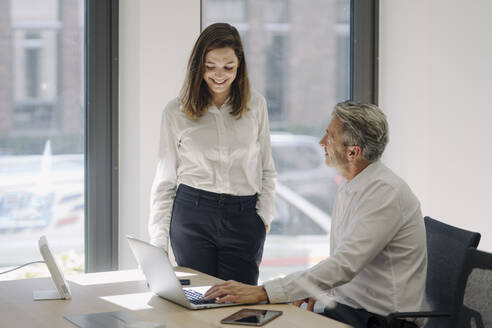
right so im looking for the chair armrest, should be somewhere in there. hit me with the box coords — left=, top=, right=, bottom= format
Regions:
left=387, top=311, right=451, bottom=324
left=459, top=306, right=484, bottom=328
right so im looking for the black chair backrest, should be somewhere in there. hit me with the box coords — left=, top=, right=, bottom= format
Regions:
left=424, top=216, right=481, bottom=328
left=458, top=247, right=492, bottom=328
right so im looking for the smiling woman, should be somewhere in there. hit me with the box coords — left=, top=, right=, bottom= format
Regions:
left=148, top=22, right=276, bottom=286
left=203, top=48, right=239, bottom=107
left=179, top=23, right=251, bottom=120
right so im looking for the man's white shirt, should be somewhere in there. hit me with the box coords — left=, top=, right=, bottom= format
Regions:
left=264, top=161, right=427, bottom=323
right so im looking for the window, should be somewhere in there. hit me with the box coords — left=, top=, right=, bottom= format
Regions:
left=0, top=0, right=118, bottom=279
left=271, top=196, right=326, bottom=236
left=202, top=0, right=377, bottom=281
left=0, top=0, right=85, bottom=280
left=202, top=0, right=353, bottom=281
left=271, top=144, right=322, bottom=172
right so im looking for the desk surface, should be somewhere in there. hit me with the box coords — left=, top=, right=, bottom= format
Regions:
left=0, top=267, right=351, bottom=328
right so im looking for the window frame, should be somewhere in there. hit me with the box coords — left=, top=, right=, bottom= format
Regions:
left=85, top=0, right=119, bottom=272
left=83, top=0, right=377, bottom=273
left=350, top=0, right=379, bottom=104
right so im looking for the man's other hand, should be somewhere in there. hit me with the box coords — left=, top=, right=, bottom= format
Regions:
left=203, top=280, right=268, bottom=304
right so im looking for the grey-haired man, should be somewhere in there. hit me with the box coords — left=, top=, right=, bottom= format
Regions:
left=204, top=101, right=427, bottom=328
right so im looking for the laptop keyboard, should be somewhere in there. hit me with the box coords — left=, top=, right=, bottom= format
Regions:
left=184, top=289, right=217, bottom=305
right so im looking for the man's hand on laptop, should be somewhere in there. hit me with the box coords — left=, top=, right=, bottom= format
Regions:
left=203, top=280, right=268, bottom=304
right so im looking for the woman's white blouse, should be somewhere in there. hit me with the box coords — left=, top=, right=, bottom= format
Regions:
left=149, top=90, right=277, bottom=251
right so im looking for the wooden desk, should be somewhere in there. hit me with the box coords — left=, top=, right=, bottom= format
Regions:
left=0, top=267, right=351, bottom=328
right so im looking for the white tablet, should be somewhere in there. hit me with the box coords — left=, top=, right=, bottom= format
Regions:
left=34, top=235, right=72, bottom=300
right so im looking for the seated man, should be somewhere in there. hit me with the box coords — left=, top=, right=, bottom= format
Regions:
left=204, top=101, right=427, bottom=328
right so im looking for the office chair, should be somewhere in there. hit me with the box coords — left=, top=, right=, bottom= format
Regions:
left=387, top=216, right=481, bottom=328
left=457, top=247, right=492, bottom=328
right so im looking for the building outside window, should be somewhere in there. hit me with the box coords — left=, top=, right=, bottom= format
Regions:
left=0, top=0, right=85, bottom=280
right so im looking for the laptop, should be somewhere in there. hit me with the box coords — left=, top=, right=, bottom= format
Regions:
left=127, top=236, right=237, bottom=310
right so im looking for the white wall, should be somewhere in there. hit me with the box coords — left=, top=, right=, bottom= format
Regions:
left=119, top=0, right=200, bottom=269
left=380, top=0, right=492, bottom=251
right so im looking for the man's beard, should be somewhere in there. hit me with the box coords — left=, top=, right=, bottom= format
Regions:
left=325, top=148, right=348, bottom=168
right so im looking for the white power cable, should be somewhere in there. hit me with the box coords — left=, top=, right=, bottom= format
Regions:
left=0, top=261, right=45, bottom=275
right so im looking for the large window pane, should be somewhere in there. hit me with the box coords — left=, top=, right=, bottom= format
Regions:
left=0, top=0, right=85, bottom=280
left=202, top=0, right=350, bottom=281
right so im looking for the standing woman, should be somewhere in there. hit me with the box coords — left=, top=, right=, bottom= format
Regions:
left=148, top=23, right=276, bottom=285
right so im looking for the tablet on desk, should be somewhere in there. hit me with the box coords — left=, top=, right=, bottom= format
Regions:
left=220, top=309, right=282, bottom=326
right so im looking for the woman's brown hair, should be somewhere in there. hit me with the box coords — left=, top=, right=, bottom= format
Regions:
left=179, top=23, right=250, bottom=120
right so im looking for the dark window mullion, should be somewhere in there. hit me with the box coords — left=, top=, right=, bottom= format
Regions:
left=350, top=0, right=378, bottom=104
left=85, top=0, right=119, bottom=272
